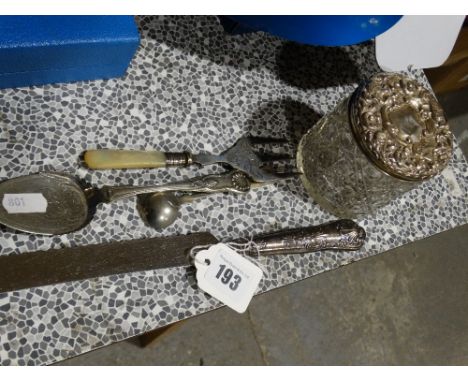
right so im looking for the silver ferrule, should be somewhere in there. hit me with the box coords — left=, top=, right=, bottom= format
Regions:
left=165, top=152, right=193, bottom=167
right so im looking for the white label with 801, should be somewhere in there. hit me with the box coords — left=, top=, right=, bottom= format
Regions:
left=2, top=193, right=48, bottom=214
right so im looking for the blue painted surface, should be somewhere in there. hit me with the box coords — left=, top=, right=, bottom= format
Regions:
left=0, top=16, right=140, bottom=89
left=224, top=16, right=402, bottom=46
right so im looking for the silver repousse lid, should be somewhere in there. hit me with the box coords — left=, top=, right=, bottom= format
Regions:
left=349, top=73, right=453, bottom=181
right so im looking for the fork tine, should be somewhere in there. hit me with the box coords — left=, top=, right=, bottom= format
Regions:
left=257, top=153, right=294, bottom=163
left=275, top=171, right=303, bottom=178
left=251, top=167, right=302, bottom=182
left=248, top=136, right=289, bottom=145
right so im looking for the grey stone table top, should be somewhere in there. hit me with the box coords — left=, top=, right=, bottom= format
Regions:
left=0, top=16, right=467, bottom=365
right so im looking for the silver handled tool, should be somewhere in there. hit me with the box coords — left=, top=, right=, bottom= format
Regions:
left=0, top=220, right=366, bottom=294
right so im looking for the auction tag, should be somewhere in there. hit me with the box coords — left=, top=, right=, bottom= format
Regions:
left=194, top=243, right=263, bottom=313
left=2, top=193, right=48, bottom=213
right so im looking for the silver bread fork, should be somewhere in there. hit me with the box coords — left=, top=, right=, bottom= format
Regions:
left=83, top=136, right=295, bottom=182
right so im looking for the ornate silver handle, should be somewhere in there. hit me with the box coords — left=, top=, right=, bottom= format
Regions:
left=99, top=171, right=252, bottom=203
left=245, top=220, right=366, bottom=255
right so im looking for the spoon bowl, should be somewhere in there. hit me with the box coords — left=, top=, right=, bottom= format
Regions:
left=0, top=173, right=92, bottom=235
left=137, top=192, right=210, bottom=230
left=137, top=193, right=182, bottom=230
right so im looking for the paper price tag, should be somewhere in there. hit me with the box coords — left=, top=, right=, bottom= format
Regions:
left=194, top=243, right=263, bottom=313
left=2, top=193, right=48, bottom=214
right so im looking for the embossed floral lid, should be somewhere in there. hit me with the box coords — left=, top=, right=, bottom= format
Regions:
left=349, top=73, right=453, bottom=181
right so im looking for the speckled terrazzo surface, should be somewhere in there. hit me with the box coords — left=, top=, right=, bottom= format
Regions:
left=0, top=16, right=467, bottom=366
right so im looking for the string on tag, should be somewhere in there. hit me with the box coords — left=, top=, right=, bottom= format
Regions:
left=188, top=244, right=212, bottom=265
left=188, top=238, right=267, bottom=274
left=224, top=240, right=267, bottom=275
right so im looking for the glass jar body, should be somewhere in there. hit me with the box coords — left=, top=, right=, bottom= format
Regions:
left=297, top=97, right=419, bottom=219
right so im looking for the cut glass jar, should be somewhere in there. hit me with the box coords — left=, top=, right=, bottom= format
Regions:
left=297, top=73, right=453, bottom=219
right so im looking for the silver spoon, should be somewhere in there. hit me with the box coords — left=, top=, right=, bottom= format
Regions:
left=0, top=170, right=260, bottom=235
left=136, top=181, right=266, bottom=230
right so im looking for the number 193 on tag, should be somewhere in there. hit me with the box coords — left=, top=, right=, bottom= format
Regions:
left=195, top=244, right=263, bottom=313
left=214, top=264, right=242, bottom=291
